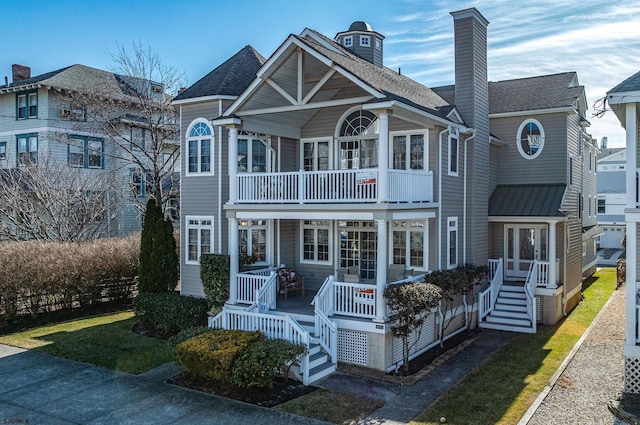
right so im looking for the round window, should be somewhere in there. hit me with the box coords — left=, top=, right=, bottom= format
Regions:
left=516, top=119, right=544, bottom=159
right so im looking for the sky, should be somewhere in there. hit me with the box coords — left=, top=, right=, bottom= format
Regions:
left=2, top=0, right=640, bottom=147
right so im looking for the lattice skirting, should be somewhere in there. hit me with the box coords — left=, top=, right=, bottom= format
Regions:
left=625, top=356, right=640, bottom=393
left=338, top=329, right=368, bottom=366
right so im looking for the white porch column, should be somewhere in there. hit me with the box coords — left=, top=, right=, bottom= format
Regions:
left=227, top=217, right=239, bottom=304
left=375, top=219, right=388, bottom=322
left=626, top=221, right=637, bottom=346
left=548, top=222, right=557, bottom=288
left=228, top=126, right=239, bottom=204
left=377, top=112, right=389, bottom=203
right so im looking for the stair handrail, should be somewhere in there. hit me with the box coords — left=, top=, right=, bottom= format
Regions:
left=524, top=261, right=538, bottom=333
left=479, top=258, right=503, bottom=321
left=312, top=275, right=334, bottom=314
left=312, top=275, right=338, bottom=364
left=251, top=271, right=277, bottom=313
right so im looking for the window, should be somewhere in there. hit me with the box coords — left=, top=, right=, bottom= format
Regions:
left=343, top=36, right=353, bottom=47
left=578, top=192, right=582, bottom=219
left=392, top=221, right=426, bottom=269
left=516, top=119, right=545, bottom=159
left=375, top=39, right=382, bottom=50
left=588, top=196, right=592, bottom=217
left=392, top=132, right=426, bottom=170
left=582, top=242, right=586, bottom=257
left=0, top=142, right=6, bottom=160
left=301, top=220, right=331, bottom=263
left=448, top=127, right=459, bottom=175
left=68, top=136, right=103, bottom=168
left=239, top=219, right=268, bottom=263
left=302, top=139, right=330, bottom=171
left=186, top=217, right=214, bottom=263
left=569, top=157, right=573, bottom=185
left=589, top=151, right=592, bottom=172
left=17, top=134, right=37, bottom=165
left=186, top=120, right=213, bottom=175
left=17, top=91, right=37, bottom=119
left=338, top=110, right=378, bottom=169
left=597, top=198, right=606, bottom=214
left=131, top=170, right=144, bottom=196
left=238, top=136, right=270, bottom=173
left=130, top=127, right=146, bottom=150
left=360, top=35, right=370, bottom=46
left=447, top=217, right=458, bottom=269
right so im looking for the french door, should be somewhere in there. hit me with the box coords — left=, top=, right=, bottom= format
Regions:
left=505, top=225, right=548, bottom=278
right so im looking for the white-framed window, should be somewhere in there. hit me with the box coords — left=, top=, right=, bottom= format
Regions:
left=447, top=217, right=458, bottom=269
left=569, top=156, right=573, bottom=185
left=391, top=220, right=427, bottom=269
left=300, top=220, right=331, bottom=264
left=186, top=216, right=214, bottom=264
left=375, top=39, right=382, bottom=50
left=343, top=36, right=353, bottom=47
left=597, top=198, right=605, bottom=214
left=130, top=169, right=145, bottom=197
left=391, top=131, right=427, bottom=170
left=588, top=196, right=592, bottom=217
left=68, top=135, right=103, bottom=168
left=186, top=119, right=213, bottom=175
left=0, top=141, right=6, bottom=161
left=360, top=35, right=370, bottom=46
left=589, top=150, right=593, bottom=173
left=448, top=127, right=459, bottom=175
left=301, top=138, right=331, bottom=171
left=337, top=109, right=378, bottom=169
left=238, top=136, right=271, bottom=173
left=17, top=134, right=37, bottom=165
left=516, top=118, right=545, bottom=160
left=239, top=219, right=269, bottom=263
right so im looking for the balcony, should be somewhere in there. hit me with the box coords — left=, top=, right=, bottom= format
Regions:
left=236, top=169, right=433, bottom=204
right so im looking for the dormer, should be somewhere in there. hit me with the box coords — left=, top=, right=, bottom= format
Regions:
left=335, top=21, right=385, bottom=67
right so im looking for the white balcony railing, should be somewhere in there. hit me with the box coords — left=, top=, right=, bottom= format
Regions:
left=236, top=169, right=433, bottom=204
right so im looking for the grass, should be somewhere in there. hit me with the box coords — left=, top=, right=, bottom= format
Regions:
left=411, top=267, right=618, bottom=425
left=0, top=311, right=174, bottom=374
left=275, top=389, right=384, bottom=425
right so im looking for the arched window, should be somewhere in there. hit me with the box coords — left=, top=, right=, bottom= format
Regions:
left=337, top=109, right=378, bottom=169
left=516, top=119, right=545, bottom=160
left=186, top=119, right=213, bottom=174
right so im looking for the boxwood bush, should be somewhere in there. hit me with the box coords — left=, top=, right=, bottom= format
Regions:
left=133, top=292, right=208, bottom=334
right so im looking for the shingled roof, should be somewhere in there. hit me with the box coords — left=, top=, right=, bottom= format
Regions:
left=489, top=184, right=566, bottom=217
left=173, top=46, right=266, bottom=101
left=433, top=72, right=583, bottom=115
left=298, top=30, right=453, bottom=120
left=608, top=70, right=640, bottom=94
left=0, top=65, right=73, bottom=89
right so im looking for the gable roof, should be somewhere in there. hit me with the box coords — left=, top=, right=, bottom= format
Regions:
left=297, top=30, right=454, bottom=120
left=598, top=147, right=625, bottom=161
left=0, top=65, right=73, bottom=90
left=489, top=184, right=566, bottom=217
left=173, top=46, right=266, bottom=101
left=608, top=70, right=640, bottom=94
left=433, top=72, right=584, bottom=116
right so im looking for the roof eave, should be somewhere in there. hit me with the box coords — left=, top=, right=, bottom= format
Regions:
left=172, top=94, right=237, bottom=106
left=363, top=100, right=468, bottom=131
left=489, top=106, right=576, bottom=118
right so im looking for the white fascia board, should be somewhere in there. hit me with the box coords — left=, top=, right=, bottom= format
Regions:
left=299, top=28, right=345, bottom=55
left=172, top=95, right=236, bottom=106
left=489, top=106, right=575, bottom=119
left=0, top=83, right=41, bottom=94
left=488, top=216, right=567, bottom=224
left=364, top=101, right=468, bottom=131
left=607, top=92, right=640, bottom=105
left=235, top=210, right=377, bottom=220
left=212, top=117, right=241, bottom=126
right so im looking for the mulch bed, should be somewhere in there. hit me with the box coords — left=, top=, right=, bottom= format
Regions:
left=167, top=372, right=318, bottom=407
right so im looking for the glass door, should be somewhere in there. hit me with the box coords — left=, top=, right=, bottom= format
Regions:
left=505, top=225, right=548, bottom=279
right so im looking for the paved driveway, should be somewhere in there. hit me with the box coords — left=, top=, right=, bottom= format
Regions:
left=0, top=344, right=329, bottom=425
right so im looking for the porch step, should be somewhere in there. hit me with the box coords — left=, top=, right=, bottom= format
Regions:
left=479, top=321, right=536, bottom=334
left=488, top=309, right=530, bottom=321
left=479, top=284, right=534, bottom=334
left=485, top=315, right=531, bottom=327
left=494, top=302, right=527, bottom=313
left=308, top=361, right=337, bottom=382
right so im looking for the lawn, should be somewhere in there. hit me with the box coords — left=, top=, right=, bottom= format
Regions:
left=411, top=267, right=618, bottom=425
left=0, top=311, right=174, bottom=374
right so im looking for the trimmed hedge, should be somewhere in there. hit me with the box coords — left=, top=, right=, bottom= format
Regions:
left=0, top=235, right=139, bottom=325
left=167, top=325, right=212, bottom=352
left=133, top=292, right=208, bottom=334
left=176, top=329, right=263, bottom=381
left=200, top=254, right=229, bottom=310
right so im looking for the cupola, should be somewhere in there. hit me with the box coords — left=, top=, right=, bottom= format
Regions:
left=335, top=21, right=385, bottom=66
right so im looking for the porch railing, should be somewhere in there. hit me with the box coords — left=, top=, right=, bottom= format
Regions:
left=312, top=276, right=338, bottom=361
left=236, top=267, right=274, bottom=305
left=209, top=309, right=312, bottom=384
left=531, top=261, right=550, bottom=288
left=236, top=169, right=433, bottom=204
left=247, top=272, right=277, bottom=313
left=524, top=262, right=538, bottom=332
left=333, top=281, right=378, bottom=318
left=479, top=258, right=504, bottom=322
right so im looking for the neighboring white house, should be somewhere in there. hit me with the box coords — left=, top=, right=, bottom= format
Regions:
left=597, top=147, right=626, bottom=249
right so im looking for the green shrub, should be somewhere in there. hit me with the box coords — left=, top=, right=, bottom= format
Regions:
left=167, top=325, right=212, bottom=352
left=230, top=338, right=307, bottom=388
left=133, top=292, right=208, bottom=333
left=200, top=254, right=229, bottom=310
left=176, top=329, right=263, bottom=382
left=138, top=199, right=178, bottom=293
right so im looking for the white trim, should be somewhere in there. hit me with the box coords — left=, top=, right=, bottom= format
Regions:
left=448, top=127, right=459, bottom=176
left=185, top=118, right=214, bottom=176
left=299, top=219, right=333, bottom=265
left=447, top=216, right=458, bottom=269
left=171, top=94, right=237, bottom=106
left=363, top=101, right=470, bottom=132
left=389, top=129, right=428, bottom=171
left=390, top=220, right=428, bottom=270
left=236, top=96, right=375, bottom=117
left=607, top=92, right=640, bottom=105
left=489, top=106, right=576, bottom=118
left=185, top=216, right=215, bottom=265
left=516, top=118, right=545, bottom=160
left=238, top=218, right=272, bottom=265
left=299, top=28, right=345, bottom=55
left=300, top=137, right=333, bottom=170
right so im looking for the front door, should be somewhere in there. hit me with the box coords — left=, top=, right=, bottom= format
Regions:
left=505, top=225, right=548, bottom=278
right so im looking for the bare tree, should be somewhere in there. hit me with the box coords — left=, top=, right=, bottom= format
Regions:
left=0, top=157, right=120, bottom=242
left=65, top=42, right=184, bottom=214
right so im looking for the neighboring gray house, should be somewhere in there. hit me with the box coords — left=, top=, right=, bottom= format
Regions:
left=597, top=147, right=626, bottom=249
left=174, top=8, right=597, bottom=384
left=0, top=64, right=178, bottom=238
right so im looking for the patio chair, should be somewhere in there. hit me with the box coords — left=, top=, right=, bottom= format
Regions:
left=277, top=267, right=305, bottom=298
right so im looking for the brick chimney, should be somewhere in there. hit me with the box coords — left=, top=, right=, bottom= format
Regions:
left=12, top=64, right=31, bottom=82
left=451, top=8, right=490, bottom=265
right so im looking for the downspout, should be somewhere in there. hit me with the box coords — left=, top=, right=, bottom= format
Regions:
left=438, top=128, right=449, bottom=271
left=217, top=100, right=223, bottom=254
left=463, top=131, right=476, bottom=265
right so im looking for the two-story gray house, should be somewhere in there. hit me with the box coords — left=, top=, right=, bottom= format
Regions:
left=0, top=64, right=178, bottom=238
left=175, top=8, right=597, bottom=384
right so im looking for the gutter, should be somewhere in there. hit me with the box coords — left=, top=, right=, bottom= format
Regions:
left=438, top=127, right=449, bottom=270
left=463, top=130, right=476, bottom=264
